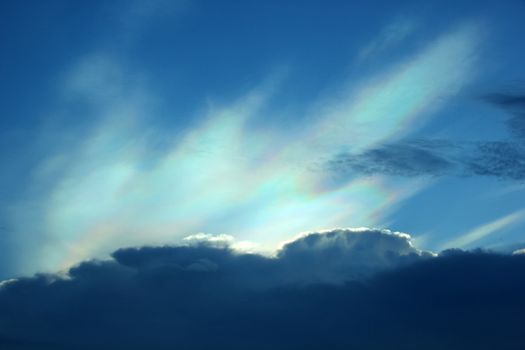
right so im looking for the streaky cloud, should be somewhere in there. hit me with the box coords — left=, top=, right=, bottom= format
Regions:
left=309, top=21, right=482, bottom=155
left=356, top=16, right=417, bottom=63
left=9, top=21, right=484, bottom=276
left=441, top=208, right=525, bottom=249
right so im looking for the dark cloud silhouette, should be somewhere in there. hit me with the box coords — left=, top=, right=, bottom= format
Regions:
left=329, top=91, right=525, bottom=180
left=276, top=228, right=433, bottom=283
left=96, top=228, right=432, bottom=288
left=1, top=229, right=524, bottom=349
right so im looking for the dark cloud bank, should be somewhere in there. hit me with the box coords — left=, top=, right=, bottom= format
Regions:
left=1, top=229, right=525, bottom=349
left=330, top=92, right=525, bottom=180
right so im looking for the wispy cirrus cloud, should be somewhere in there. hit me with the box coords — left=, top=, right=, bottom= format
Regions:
left=441, top=208, right=525, bottom=249
left=307, top=21, right=482, bottom=156
left=8, top=21, right=484, bottom=276
left=356, top=16, right=418, bottom=62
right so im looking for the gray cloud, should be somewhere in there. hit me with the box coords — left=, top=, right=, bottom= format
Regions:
left=329, top=92, right=525, bottom=180
left=1, top=228, right=524, bottom=349
left=465, top=141, right=525, bottom=180
left=331, top=139, right=525, bottom=181
left=482, top=93, right=525, bottom=141
left=329, top=139, right=459, bottom=177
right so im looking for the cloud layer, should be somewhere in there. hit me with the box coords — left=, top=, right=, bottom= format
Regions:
left=1, top=228, right=524, bottom=349
left=330, top=92, right=525, bottom=180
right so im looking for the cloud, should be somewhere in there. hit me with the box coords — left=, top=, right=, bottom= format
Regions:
left=329, top=139, right=459, bottom=177
left=0, top=229, right=524, bottom=349
left=183, top=233, right=236, bottom=246
left=112, top=228, right=432, bottom=286
left=328, top=90, right=525, bottom=181
left=332, top=139, right=525, bottom=181
left=310, top=21, right=481, bottom=155
left=183, top=233, right=260, bottom=253
left=465, top=141, right=525, bottom=180
left=441, top=208, right=525, bottom=249
left=356, top=16, right=417, bottom=62
left=482, top=92, right=525, bottom=141
left=5, top=21, right=483, bottom=278
left=483, top=93, right=525, bottom=109
left=276, top=228, right=434, bottom=283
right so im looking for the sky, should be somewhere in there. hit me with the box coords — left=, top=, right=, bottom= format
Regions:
left=1, top=1, right=525, bottom=348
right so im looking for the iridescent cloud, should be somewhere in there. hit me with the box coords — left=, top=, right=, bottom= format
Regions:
left=10, top=21, right=483, bottom=275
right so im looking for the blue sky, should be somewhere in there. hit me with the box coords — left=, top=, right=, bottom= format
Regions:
left=2, top=0, right=525, bottom=280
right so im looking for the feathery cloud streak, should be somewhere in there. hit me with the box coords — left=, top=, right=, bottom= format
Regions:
left=9, top=22, right=483, bottom=275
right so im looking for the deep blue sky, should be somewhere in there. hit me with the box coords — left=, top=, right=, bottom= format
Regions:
left=2, top=0, right=525, bottom=279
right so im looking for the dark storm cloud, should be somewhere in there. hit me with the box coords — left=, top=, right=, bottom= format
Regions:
left=329, top=91, right=525, bottom=180
left=1, top=229, right=525, bottom=349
